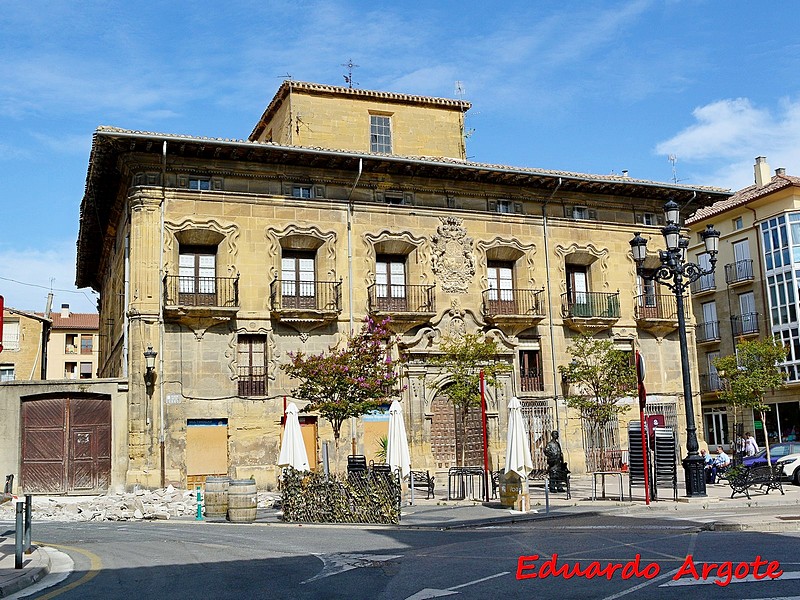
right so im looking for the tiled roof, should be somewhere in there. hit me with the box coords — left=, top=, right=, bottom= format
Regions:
left=46, top=312, right=99, bottom=330
left=687, top=174, right=800, bottom=224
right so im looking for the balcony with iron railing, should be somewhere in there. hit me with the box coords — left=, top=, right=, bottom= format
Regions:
left=634, top=293, right=685, bottom=336
left=699, top=372, right=723, bottom=393
left=519, top=370, right=544, bottom=392
left=482, top=288, right=545, bottom=334
left=270, top=279, right=342, bottom=326
left=561, top=291, right=620, bottom=333
left=696, top=320, right=721, bottom=344
left=238, top=365, right=266, bottom=397
left=725, top=259, right=754, bottom=286
left=163, top=275, right=239, bottom=320
left=690, top=273, right=716, bottom=296
left=731, top=312, right=760, bottom=337
left=367, top=283, right=435, bottom=330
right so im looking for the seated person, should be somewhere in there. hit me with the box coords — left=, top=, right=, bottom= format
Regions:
left=709, top=446, right=730, bottom=484
left=700, top=448, right=715, bottom=483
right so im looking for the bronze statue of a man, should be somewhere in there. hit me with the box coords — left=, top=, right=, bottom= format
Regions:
left=544, top=430, right=567, bottom=492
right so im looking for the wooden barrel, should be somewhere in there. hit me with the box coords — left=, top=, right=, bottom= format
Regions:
left=227, top=479, right=257, bottom=523
left=204, top=476, right=230, bottom=518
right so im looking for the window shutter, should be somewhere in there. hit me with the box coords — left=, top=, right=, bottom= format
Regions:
left=588, top=209, right=598, bottom=220
left=446, top=196, right=456, bottom=209
left=513, top=202, right=523, bottom=214
left=403, top=192, right=414, bottom=205
left=314, top=185, right=325, bottom=198
left=375, top=191, right=385, bottom=203
left=488, top=200, right=497, bottom=212
left=282, top=183, right=292, bottom=196
left=635, top=212, right=644, bottom=224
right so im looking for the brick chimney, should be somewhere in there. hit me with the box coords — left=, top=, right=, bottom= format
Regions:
left=60, top=303, right=70, bottom=318
left=754, top=156, right=771, bottom=187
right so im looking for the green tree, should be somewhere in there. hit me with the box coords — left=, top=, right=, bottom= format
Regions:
left=558, top=334, right=637, bottom=470
left=432, top=333, right=512, bottom=466
left=282, top=317, right=404, bottom=451
left=713, top=337, right=788, bottom=464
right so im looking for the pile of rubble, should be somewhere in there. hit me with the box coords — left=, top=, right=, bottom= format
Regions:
left=0, top=485, right=280, bottom=522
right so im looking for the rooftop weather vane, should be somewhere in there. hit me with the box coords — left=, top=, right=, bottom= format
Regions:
left=342, top=59, right=359, bottom=88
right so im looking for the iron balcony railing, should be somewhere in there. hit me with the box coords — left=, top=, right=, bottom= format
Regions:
left=732, top=312, right=760, bottom=336
left=696, top=320, right=721, bottom=343
left=699, top=373, right=723, bottom=393
left=270, top=279, right=342, bottom=312
left=164, top=275, right=239, bottom=308
left=561, top=291, right=620, bottom=319
left=725, top=259, right=754, bottom=285
left=482, top=288, right=545, bottom=318
left=690, top=273, right=716, bottom=295
left=633, top=293, right=685, bottom=320
left=238, top=365, right=266, bottom=397
left=367, top=283, right=435, bottom=313
left=519, top=371, right=544, bottom=392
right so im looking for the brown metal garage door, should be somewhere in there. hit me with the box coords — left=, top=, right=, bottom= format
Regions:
left=21, top=395, right=111, bottom=494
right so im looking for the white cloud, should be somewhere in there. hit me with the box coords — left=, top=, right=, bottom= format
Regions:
left=655, top=97, right=800, bottom=189
left=0, top=243, right=97, bottom=314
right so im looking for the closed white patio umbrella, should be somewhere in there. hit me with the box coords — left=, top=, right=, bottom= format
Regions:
left=505, top=396, right=533, bottom=479
left=386, top=399, right=411, bottom=478
left=278, top=402, right=310, bottom=471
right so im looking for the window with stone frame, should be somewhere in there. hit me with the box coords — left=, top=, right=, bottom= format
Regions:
left=238, top=335, right=267, bottom=397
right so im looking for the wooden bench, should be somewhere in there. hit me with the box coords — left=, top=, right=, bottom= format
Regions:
left=728, top=464, right=785, bottom=499
left=408, top=470, right=434, bottom=499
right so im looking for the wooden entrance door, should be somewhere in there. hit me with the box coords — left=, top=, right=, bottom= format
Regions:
left=21, top=396, right=111, bottom=493
left=431, top=395, right=484, bottom=468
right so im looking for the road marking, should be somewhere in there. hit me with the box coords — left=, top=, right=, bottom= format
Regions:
left=13, top=543, right=102, bottom=599
left=404, top=571, right=510, bottom=600
left=661, top=570, right=800, bottom=587
left=301, top=553, right=401, bottom=584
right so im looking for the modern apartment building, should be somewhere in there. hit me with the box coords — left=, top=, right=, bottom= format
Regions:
left=69, top=80, right=731, bottom=490
left=44, top=303, right=100, bottom=380
left=687, top=157, right=800, bottom=449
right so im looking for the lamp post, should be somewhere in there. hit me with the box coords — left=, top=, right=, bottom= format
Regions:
left=629, top=199, right=720, bottom=497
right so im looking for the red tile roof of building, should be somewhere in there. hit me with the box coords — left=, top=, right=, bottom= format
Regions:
left=687, top=174, right=800, bottom=224
left=46, top=312, right=99, bottom=330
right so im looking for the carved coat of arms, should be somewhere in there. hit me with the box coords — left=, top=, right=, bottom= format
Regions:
left=431, top=217, right=475, bottom=293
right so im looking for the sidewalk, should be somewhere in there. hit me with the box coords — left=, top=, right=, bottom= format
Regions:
left=2, top=474, right=799, bottom=598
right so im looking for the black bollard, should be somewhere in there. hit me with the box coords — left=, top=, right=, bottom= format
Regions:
left=15, top=501, right=23, bottom=569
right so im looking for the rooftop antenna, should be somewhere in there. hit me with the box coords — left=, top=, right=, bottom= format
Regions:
left=277, top=73, right=293, bottom=81
left=454, top=81, right=475, bottom=157
left=342, top=59, right=359, bottom=88
left=669, top=154, right=680, bottom=184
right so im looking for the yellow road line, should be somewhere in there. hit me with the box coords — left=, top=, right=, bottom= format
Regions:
left=31, top=542, right=102, bottom=599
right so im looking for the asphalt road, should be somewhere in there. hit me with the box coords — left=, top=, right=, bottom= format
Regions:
left=16, top=513, right=800, bottom=600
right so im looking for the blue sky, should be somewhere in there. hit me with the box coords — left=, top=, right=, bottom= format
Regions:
left=2, top=0, right=800, bottom=313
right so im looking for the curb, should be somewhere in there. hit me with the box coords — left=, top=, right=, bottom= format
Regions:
left=0, top=546, right=51, bottom=599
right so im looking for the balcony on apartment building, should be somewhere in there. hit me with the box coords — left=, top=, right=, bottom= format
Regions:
left=696, top=320, right=721, bottom=344
left=690, top=273, right=716, bottom=296
left=163, top=275, right=239, bottom=319
left=699, top=372, right=724, bottom=394
left=725, top=259, right=754, bottom=287
left=633, top=293, right=686, bottom=335
left=270, top=279, right=342, bottom=326
left=482, top=288, right=545, bottom=333
left=731, top=312, right=760, bottom=337
left=366, top=283, right=436, bottom=330
left=561, top=291, right=620, bottom=332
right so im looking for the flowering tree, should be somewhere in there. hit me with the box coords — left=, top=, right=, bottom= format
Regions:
left=281, top=317, right=404, bottom=447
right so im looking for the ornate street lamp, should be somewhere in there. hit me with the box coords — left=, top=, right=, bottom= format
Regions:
left=630, top=200, right=720, bottom=497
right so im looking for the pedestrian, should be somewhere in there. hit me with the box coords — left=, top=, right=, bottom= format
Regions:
left=744, top=432, right=759, bottom=457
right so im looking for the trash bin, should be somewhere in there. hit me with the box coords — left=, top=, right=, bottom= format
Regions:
left=498, top=471, right=522, bottom=508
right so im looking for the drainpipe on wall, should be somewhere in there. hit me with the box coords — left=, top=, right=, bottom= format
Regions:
left=346, top=158, right=363, bottom=456
left=542, top=178, right=562, bottom=437
left=159, top=140, right=167, bottom=488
